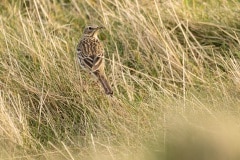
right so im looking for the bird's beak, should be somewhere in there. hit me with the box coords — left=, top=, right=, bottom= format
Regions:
left=98, top=26, right=105, bottom=30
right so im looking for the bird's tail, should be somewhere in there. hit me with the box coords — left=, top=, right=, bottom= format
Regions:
left=94, top=71, right=113, bottom=96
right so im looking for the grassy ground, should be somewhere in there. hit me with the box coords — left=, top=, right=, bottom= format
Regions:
left=1, top=0, right=240, bottom=159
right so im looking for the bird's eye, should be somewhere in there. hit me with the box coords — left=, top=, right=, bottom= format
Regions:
left=88, top=27, right=92, bottom=30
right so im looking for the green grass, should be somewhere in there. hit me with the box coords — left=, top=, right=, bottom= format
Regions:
left=1, top=0, right=240, bottom=159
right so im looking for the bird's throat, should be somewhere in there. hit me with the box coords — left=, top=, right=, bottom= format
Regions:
left=92, top=30, right=99, bottom=38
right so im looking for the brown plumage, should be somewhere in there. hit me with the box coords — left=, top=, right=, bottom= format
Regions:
left=77, top=25, right=113, bottom=95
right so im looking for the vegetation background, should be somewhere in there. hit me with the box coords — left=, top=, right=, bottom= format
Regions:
left=1, top=0, right=240, bottom=159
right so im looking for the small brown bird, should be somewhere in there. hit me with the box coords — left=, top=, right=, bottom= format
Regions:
left=77, top=25, right=113, bottom=95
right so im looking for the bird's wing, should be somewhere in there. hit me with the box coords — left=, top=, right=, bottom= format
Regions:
left=77, top=38, right=104, bottom=72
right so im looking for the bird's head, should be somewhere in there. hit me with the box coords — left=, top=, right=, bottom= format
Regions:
left=83, top=25, right=105, bottom=38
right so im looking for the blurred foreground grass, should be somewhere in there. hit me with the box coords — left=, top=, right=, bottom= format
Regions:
left=1, top=0, right=240, bottom=159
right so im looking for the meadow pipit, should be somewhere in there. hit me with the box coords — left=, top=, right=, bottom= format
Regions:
left=77, top=25, right=113, bottom=95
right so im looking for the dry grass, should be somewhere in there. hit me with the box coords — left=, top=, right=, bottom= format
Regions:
left=1, top=0, right=240, bottom=159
